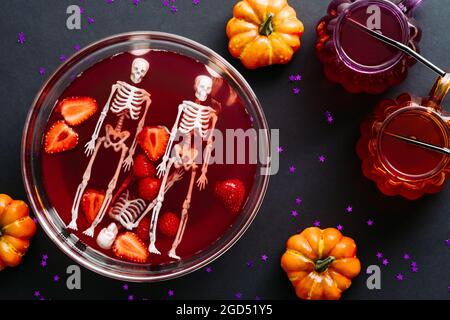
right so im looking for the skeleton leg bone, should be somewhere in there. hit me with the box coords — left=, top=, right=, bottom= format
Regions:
left=68, top=137, right=106, bottom=231
left=83, top=144, right=129, bottom=237
left=148, top=158, right=176, bottom=254
left=168, top=164, right=198, bottom=260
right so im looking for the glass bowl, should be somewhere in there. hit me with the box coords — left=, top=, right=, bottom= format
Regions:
left=21, top=32, right=270, bottom=282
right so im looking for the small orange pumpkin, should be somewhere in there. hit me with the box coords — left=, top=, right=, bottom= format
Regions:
left=226, top=0, right=304, bottom=69
left=0, top=194, right=36, bottom=270
left=281, top=227, right=361, bottom=300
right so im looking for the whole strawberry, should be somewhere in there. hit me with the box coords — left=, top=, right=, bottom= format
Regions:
left=133, top=154, right=156, bottom=179
left=158, top=212, right=180, bottom=237
left=214, top=179, right=245, bottom=214
left=137, top=177, right=161, bottom=201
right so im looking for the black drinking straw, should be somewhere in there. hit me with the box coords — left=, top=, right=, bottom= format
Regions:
left=384, top=131, right=450, bottom=156
left=345, top=16, right=447, bottom=77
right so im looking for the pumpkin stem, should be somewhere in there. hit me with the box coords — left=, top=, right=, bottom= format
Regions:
left=315, top=256, right=335, bottom=273
left=259, top=13, right=274, bottom=36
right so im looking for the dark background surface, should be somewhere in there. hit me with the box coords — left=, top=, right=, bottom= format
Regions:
left=0, top=0, right=449, bottom=300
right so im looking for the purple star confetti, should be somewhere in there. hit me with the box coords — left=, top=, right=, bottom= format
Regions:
left=289, top=75, right=296, bottom=82
left=59, top=55, right=66, bottom=62
left=319, top=155, right=326, bottom=163
left=445, top=239, right=450, bottom=246
left=289, top=165, right=296, bottom=173
left=106, top=0, right=114, bottom=3
left=291, top=210, right=299, bottom=217
left=87, top=16, right=95, bottom=24
left=133, top=0, right=140, bottom=5
left=39, top=67, right=46, bottom=75
left=74, top=44, right=81, bottom=51
left=235, top=292, right=242, bottom=299
left=411, top=261, right=417, bottom=268
left=367, top=219, right=374, bottom=226
left=168, top=289, right=174, bottom=297
left=170, top=5, right=178, bottom=13
left=403, top=253, right=410, bottom=260
left=346, top=206, right=353, bottom=213
left=411, top=266, right=418, bottom=273
left=128, top=294, right=134, bottom=301
left=277, top=146, right=284, bottom=153
left=292, top=87, right=300, bottom=95
left=395, top=273, right=404, bottom=281
left=40, top=261, right=47, bottom=267
left=376, top=252, right=383, bottom=259
left=295, top=74, right=302, bottom=81
left=34, top=291, right=40, bottom=297
left=42, top=254, right=48, bottom=261
left=80, top=7, right=85, bottom=14
left=325, top=111, right=334, bottom=123
left=261, top=254, right=268, bottom=262
left=337, top=224, right=343, bottom=231
left=53, top=275, right=60, bottom=282
left=382, top=258, right=389, bottom=266
left=295, top=197, right=302, bottom=205
left=205, top=266, right=212, bottom=273
left=313, top=220, right=321, bottom=227
left=246, top=260, right=254, bottom=268
left=193, top=0, right=200, bottom=5
left=18, top=32, right=26, bottom=44
left=122, top=284, right=129, bottom=290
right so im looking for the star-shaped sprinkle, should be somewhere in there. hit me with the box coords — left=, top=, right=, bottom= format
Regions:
left=128, top=295, right=134, bottom=300
left=289, top=165, right=296, bottom=173
left=205, top=266, right=212, bottom=273
left=53, top=275, right=60, bottom=282
left=447, top=286, right=450, bottom=292
left=261, top=254, right=268, bottom=262
left=246, top=260, right=253, bottom=268
left=382, top=259, right=389, bottom=266
left=193, top=0, right=200, bottom=5
left=170, top=5, right=178, bottom=13
left=367, top=219, right=374, bottom=226
left=319, top=155, right=326, bottom=163
left=162, top=0, right=169, bottom=6
left=395, top=273, right=404, bottom=281
left=34, top=291, right=40, bottom=297
left=18, top=32, right=26, bottom=44
left=337, top=224, right=343, bottom=231
left=411, top=261, right=417, bottom=268
left=106, top=0, right=114, bottom=3
left=295, top=74, right=302, bottom=81
left=42, top=254, right=48, bottom=261
left=295, top=197, right=302, bottom=205
left=313, top=220, right=321, bottom=227
left=445, top=239, right=450, bottom=246
left=291, top=210, right=299, bottom=217
left=87, top=16, right=95, bottom=24
left=74, top=44, right=81, bottom=51
left=168, top=289, right=174, bottom=297
left=292, top=87, right=300, bottom=94
left=277, top=146, right=284, bottom=153
left=346, top=206, right=353, bottom=213
left=403, top=253, right=410, bottom=260
left=376, top=252, right=383, bottom=259
left=122, top=284, right=129, bottom=290
left=80, top=7, right=85, bottom=14
left=40, top=261, right=47, bottom=267
left=235, top=292, right=242, bottom=299
left=411, top=266, right=418, bottom=273
left=133, top=0, right=140, bottom=5
left=327, top=116, right=334, bottom=123
left=39, top=67, right=46, bottom=75
left=289, top=75, right=296, bottom=82
left=59, top=55, right=66, bottom=62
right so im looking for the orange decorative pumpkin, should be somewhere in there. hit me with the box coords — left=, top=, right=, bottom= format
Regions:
left=281, top=227, right=361, bottom=300
left=0, top=194, right=36, bottom=270
left=226, top=0, right=304, bottom=69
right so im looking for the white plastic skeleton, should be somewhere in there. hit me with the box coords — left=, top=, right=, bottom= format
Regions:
left=67, top=58, right=152, bottom=237
left=145, top=75, right=219, bottom=260
left=108, top=169, right=184, bottom=230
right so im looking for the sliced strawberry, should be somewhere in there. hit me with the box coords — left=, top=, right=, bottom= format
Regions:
left=81, top=189, right=105, bottom=224
left=137, top=177, right=161, bottom=201
left=133, top=154, right=156, bottom=179
left=44, top=121, right=79, bottom=154
left=135, top=216, right=150, bottom=243
left=214, top=179, right=246, bottom=214
left=59, top=97, right=98, bottom=126
left=113, top=232, right=149, bottom=263
left=158, top=212, right=180, bottom=237
left=137, top=126, right=169, bottom=161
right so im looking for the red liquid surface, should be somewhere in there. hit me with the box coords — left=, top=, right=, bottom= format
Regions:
left=41, top=51, right=257, bottom=265
left=380, top=111, right=447, bottom=177
left=339, top=4, right=404, bottom=67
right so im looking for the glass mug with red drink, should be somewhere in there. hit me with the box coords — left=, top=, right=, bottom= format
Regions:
left=316, top=0, right=422, bottom=94
left=357, top=74, right=450, bottom=200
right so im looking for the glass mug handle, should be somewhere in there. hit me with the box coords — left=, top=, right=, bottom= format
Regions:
left=427, top=73, right=450, bottom=111
left=397, top=0, right=423, bottom=16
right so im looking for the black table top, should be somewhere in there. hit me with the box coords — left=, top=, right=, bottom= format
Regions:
left=0, top=0, right=448, bottom=300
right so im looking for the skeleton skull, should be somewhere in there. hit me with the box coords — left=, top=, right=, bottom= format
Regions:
left=194, top=75, right=213, bottom=102
left=130, top=58, right=150, bottom=84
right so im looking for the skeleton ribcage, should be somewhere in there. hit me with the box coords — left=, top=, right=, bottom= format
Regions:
left=110, top=190, right=146, bottom=230
left=110, top=81, right=146, bottom=120
left=179, top=101, right=214, bottom=138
